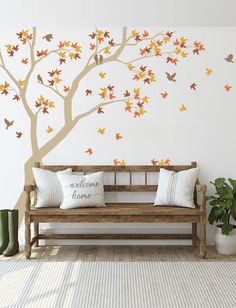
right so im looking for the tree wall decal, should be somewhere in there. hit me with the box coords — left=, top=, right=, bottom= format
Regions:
left=0, top=27, right=205, bottom=222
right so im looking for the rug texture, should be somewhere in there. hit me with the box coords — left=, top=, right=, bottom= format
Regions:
left=0, top=262, right=235, bottom=308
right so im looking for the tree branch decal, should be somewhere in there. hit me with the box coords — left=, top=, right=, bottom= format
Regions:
left=0, top=27, right=205, bottom=221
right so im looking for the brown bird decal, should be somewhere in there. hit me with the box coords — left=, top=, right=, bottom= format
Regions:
left=99, top=54, right=103, bottom=64
left=37, top=74, right=43, bottom=84
left=165, top=72, right=176, bottom=82
left=42, top=34, right=53, bottom=42
left=225, top=54, right=234, bottom=63
left=94, top=54, right=99, bottom=65
left=4, top=118, right=14, bottom=129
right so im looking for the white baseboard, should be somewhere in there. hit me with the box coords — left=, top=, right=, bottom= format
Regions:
left=19, top=224, right=215, bottom=246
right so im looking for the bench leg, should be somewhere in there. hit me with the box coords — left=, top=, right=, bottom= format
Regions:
left=25, top=218, right=31, bottom=259
left=192, top=223, right=197, bottom=248
left=34, top=223, right=39, bottom=247
left=199, top=222, right=206, bottom=259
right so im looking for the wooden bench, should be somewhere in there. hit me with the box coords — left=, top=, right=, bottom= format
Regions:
left=24, top=162, right=207, bottom=259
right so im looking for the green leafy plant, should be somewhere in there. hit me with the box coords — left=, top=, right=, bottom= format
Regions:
left=207, top=178, right=236, bottom=235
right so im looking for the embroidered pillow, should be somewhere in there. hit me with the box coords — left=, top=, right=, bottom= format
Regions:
left=33, top=168, right=72, bottom=208
left=154, top=168, right=199, bottom=208
left=58, top=171, right=106, bottom=209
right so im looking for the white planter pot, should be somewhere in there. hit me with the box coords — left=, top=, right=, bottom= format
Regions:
left=215, top=226, right=236, bottom=255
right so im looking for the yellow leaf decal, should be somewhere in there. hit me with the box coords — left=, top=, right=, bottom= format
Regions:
left=98, top=128, right=106, bottom=135
left=179, top=104, right=187, bottom=112
left=46, top=126, right=53, bottom=133
left=205, top=68, right=213, bottom=76
left=104, top=47, right=111, bottom=55
left=127, top=63, right=135, bottom=71
left=18, top=79, right=25, bottom=87
left=98, top=72, right=106, bottom=79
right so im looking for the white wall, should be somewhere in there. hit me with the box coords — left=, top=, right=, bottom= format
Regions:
left=0, top=0, right=236, bottom=246
left=1, top=0, right=236, bottom=27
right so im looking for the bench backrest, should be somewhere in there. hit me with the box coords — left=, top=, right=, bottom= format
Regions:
left=35, top=162, right=197, bottom=193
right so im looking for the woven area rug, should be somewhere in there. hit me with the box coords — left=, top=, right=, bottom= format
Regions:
left=0, top=262, right=236, bottom=308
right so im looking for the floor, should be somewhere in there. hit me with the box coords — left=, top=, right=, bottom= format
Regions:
left=0, top=245, right=236, bottom=262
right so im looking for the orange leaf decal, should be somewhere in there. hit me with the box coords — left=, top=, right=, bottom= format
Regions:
left=16, top=131, right=22, bottom=138
left=63, top=85, right=70, bottom=92
left=85, top=148, right=93, bottom=156
left=151, top=159, right=158, bottom=166
left=160, top=91, right=168, bottom=98
left=116, top=133, right=122, bottom=140
left=97, top=107, right=104, bottom=114
left=21, top=58, right=28, bottom=65
left=190, top=83, right=197, bottom=90
left=225, top=84, right=232, bottom=92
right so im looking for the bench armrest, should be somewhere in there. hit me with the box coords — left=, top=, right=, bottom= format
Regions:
left=24, top=184, right=36, bottom=192
left=195, top=184, right=207, bottom=211
left=24, top=183, right=36, bottom=210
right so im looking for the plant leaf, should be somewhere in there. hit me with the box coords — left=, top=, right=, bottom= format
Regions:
left=221, top=223, right=233, bottom=235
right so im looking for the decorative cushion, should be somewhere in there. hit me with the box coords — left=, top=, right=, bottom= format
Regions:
left=57, top=171, right=106, bottom=209
left=32, top=168, right=72, bottom=208
left=154, top=168, right=199, bottom=208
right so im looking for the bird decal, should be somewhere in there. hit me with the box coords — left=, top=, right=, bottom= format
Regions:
left=99, top=54, right=103, bottom=64
left=4, top=118, right=14, bottom=129
left=94, top=54, right=99, bottom=65
left=42, top=34, right=53, bottom=42
left=225, top=54, right=234, bottom=63
left=37, top=74, right=43, bottom=84
left=165, top=72, right=176, bottom=82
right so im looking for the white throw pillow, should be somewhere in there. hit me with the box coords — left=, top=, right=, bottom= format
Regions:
left=154, top=168, right=199, bottom=208
left=58, top=171, right=106, bottom=209
left=33, top=168, right=72, bottom=208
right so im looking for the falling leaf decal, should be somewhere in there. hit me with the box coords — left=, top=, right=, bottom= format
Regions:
left=179, top=104, right=187, bottom=112
left=85, top=148, right=93, bottom=156
left=115, top=133, right=123, bottom=140
left=21, top=58, right=28, bottom=65
left=151, top=159, right=158, bottom=166
left=225, top=84, right=232, bottom=92
left=16, top=131, right=22, bottom=138
left=46, top=126, right=53, bottom=134
left=98, top=72, right=106, bottom=79
left=98, top=128, right=106, bottom=135
left=190, top=83, right=197, bottom=90
left=160, top=91, right=168, bottom=98
left=119, top=160, right=126, bottom=166
left=205, top=68, right=213, bottom=76
left=97, top=107, right=104, bottom=114
left=12, top=94, right=20, bottom=102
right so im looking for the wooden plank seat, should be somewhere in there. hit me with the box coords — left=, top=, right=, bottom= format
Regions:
left=24, top=162, right=207, bottom=259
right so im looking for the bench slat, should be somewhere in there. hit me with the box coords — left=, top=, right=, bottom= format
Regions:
left=104, top=185, right=157, bottom=192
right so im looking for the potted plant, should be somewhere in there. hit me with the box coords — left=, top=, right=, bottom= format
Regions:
left=207, top=178, right=236, bottom=255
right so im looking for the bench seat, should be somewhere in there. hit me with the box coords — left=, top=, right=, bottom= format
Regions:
left=24, top=162, right=207, bottom=259
left=30, top=203, right=201, bottom=216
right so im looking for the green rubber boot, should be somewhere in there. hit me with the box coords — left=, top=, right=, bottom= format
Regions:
left=0, top=210, right=9, bottom=254
left=3, top=210, right=19, bottom=257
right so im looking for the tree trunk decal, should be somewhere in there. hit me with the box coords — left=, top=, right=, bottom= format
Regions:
left=0, top=27, right=205, bottom=222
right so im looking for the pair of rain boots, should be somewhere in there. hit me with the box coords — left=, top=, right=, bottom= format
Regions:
left=0, top=210, right=19, bottom=257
